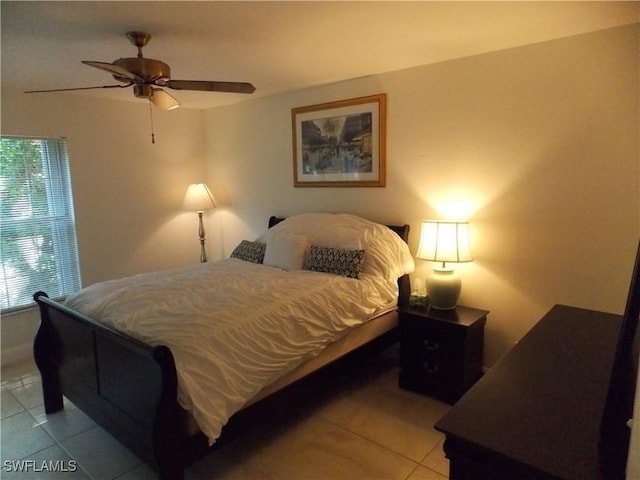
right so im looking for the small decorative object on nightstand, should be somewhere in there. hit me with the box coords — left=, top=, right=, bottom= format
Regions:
left=399, top=304, right=487, bottom=404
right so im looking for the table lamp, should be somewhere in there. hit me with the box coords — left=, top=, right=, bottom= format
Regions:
left=416, top=220, right=472, bottom=310
left=183, top=183, right=216, bottom=262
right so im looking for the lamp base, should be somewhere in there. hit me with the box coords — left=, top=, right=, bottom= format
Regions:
left=427, top=267, right=461, bottom=310
left=197, top=211, right=207, bottom=263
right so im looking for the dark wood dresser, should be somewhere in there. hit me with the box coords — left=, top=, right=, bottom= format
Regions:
left=435, top=304, right=628, bottom=480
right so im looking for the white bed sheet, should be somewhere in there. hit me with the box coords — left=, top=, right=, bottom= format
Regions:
left=64, top=259, right=399, bottom=444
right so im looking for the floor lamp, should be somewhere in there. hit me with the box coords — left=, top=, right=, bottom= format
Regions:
left=183, top=183, right=216, bottom=262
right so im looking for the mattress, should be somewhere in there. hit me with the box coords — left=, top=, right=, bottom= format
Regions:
left=248, top=305, right=399, bottom=405
left=65, top=258, right=400, bottom=444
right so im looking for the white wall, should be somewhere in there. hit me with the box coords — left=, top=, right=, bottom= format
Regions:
left=203, top=24, right=640, bottom=367
left=1, top=89, right=207, bottom=365
left=1, top=24, right=638, bottom=369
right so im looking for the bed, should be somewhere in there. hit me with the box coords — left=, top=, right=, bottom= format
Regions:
left=33, top=213, right=414, bottom=480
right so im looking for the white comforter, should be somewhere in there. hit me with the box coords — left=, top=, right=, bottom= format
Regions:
left=64, top=259, right=398, bottom=443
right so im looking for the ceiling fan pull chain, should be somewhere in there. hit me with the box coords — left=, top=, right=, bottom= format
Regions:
left=149, top=101, right=155, bottom=144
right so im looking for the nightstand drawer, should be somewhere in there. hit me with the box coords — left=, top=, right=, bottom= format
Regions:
left=400, top=332, right=465, bottom=382
left=399, top=305, right=488, bottom=404
left=400, top=325, right=447, bottom=364
left=400, top=317, right=469, bottom=367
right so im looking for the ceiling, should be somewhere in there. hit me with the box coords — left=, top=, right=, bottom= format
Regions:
left=2, top=1, right=638, bottom=110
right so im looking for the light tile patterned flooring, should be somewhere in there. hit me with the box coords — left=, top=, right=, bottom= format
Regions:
left=1, top=344, right=450, bottom=479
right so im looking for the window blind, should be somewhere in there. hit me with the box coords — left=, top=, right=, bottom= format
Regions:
left=0, top=136, right=82, bottom=311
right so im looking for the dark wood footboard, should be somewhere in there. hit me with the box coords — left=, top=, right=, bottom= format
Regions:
left=33, top=291, right=203, bottom=480
left=32, top=290, right=399, bottom=480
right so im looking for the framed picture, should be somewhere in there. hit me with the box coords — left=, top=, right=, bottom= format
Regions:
left=292, top=94, right=386, bottom=187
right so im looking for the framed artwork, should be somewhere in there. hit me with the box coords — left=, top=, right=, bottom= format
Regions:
left=292, top=94, right=386, bottom=187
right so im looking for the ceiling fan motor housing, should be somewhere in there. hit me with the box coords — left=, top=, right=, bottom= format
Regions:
left=113, top=57, right=171, bottom=87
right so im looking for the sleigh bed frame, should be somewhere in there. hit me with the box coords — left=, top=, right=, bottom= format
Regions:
left=33, top=216, right=410, bottom=480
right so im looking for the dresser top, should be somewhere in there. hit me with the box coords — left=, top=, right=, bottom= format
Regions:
left=435, top=304, right=623, bottom=480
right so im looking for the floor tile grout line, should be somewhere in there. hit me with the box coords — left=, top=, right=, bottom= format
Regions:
left=1, top=389, right=27, bottom=420
left=318, top=408, right=446, bottom=469
left=26, top=414, right=105, bottom=480
left=318, top=415, right=428, bottom=471
left=1, top=411, right=57, bottom=465
left=2, top=374, right=98, bottom=480
left=402, top=463, right=421, bottom=480
left=4, top=366, right=146, bottom=480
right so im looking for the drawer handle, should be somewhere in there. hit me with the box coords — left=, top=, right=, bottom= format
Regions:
left=423, top=339, right=440, bottom=351
left=424, top=362, right=440, bottom=374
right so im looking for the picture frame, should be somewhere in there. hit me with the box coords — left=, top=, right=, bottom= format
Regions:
left=292, top=94, right=386, bottom=187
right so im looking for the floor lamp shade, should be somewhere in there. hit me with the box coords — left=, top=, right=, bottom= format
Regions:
left=182, top=183, right=216, bottom=212
left=183, top=183, right=216, bottom=263
left=417, top=221, right=472, bottom=310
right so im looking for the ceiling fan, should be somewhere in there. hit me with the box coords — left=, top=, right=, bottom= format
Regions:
left=26, top=31, right=256, bottom=110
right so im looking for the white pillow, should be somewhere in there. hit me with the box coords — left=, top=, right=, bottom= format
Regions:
left=263, top=233, right=308, bottom=271
left=259, top=213, right=414, bottom=280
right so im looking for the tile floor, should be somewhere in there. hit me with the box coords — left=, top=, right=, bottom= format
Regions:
left=1, top=344, right=450, bottom=480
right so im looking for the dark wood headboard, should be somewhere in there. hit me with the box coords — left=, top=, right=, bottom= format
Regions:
left=268, top=215, right=411, bottom=306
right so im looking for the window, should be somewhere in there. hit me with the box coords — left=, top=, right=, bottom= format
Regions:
left=0, top=136, right=81, bottom=311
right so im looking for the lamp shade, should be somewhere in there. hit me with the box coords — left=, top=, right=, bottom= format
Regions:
left=182, top=183, right=216, bottom=211
left=416, top=220, right=472, bottom=264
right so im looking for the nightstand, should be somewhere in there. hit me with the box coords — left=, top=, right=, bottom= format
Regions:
left=399, top=305, right=488, bottom=404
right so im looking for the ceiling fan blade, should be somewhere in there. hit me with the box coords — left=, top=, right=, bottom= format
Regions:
left=150, top=88, right=181, bottom=110
left=25, top=84, right=132, bottom=93
left=82, top=61, right=142, bottom=82
left=165, top=80, right=256, bottom=94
